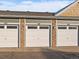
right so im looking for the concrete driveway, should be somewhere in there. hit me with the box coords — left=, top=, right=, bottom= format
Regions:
left=0, top=48, right=78, bottom=59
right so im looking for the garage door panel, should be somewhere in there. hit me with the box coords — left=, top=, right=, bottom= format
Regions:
left=68, top=27, right=78, bottom=46
left=0, top=25, right=18, bottom=47
left=0, top=25, right=5, bottom=46
left=26, top=25, right=50, bottom=47
left=6, top=25, right=18, bottom=47
left=0, top=26, right=5, bottom=36
left=27, top=29, right=39, bottom=47
left=57, top=30, right=67, bottom=46
left=28, top=30, right=38, bottom=38
left=0, top=41, right=12, bottom=47
left=26, top=29, right=38, bottom=47
left=39, top=30, right=49, bottom=38
left=6, top=31, right=18, bottom=37
left=57, top=26, right=78, bottom=46
left=0, top=42, right=17, bottom=47
left=38, top=30, right=49, bottom=47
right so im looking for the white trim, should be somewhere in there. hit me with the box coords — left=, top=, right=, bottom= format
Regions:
left=26, top=23, right=37, bottom=25
left=0, top=22, right=5, bottom=24
left=0, top=22, right=19, bottom=24
left=26, top=23, right=51, bottom=25
left=39, top=23, right=51, bottom=25
left=0, top=15, right=54, bottom=19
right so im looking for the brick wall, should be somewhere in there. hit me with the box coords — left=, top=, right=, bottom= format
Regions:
left=52, top=19, right=56, bottom=48
left=19, top=18, right=25, bottom=48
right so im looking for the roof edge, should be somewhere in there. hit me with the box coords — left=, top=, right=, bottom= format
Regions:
left=0, top=10, right=55, bottom=15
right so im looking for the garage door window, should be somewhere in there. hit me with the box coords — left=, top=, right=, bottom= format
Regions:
left=28, top=26, right=37, bottom=29
left=69, top=27, right=77, bottom=29
left=0, top=26, right=4, bottom=29
left=58, top=27, right=67, bottom=29
left=40, top=26, right=49, bottom=29
left=7, top=26, right=17, bottom=29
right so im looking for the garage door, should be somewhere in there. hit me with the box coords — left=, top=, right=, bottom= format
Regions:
left=0, top=25, right=18, bottom=47
left=57, top=26, right=78, bottom=46
left=26, top=25, right=50, bottom=47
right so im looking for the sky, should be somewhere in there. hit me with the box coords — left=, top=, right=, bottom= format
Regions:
left=0, top=0, right=75, bottom=12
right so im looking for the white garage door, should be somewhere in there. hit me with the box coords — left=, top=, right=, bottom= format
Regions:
left=26, top=25, right=50, bottom=47
left=0, top=25, right=18, bottom=47
left=57, top=26, right=78, bottom=46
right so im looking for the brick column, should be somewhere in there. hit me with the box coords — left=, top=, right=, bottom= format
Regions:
left=52, top=19, right=56, bottom=48
left=19, top=18, right=25, bottom=48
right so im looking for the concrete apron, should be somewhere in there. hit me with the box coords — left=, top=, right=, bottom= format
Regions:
left=0, top=47, right=78, bottom=53
left=0, top=48, right=55, bottom=52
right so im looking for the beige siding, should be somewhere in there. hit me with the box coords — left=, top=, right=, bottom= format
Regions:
left=57, top=20, right=79, bottom=25
left=56, top=1, right=79, bottom=16
left=26, top=19, right=51, bottom=23
left=0, top=19, right=19, bottom=24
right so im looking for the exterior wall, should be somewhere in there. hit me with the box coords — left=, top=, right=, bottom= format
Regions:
left=0, top=18, right=56, bottom=48
left=56, top=1, right=79, bottom=16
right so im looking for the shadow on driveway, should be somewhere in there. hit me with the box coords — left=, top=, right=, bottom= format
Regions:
left=41, top=48, right=79, bottom=59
